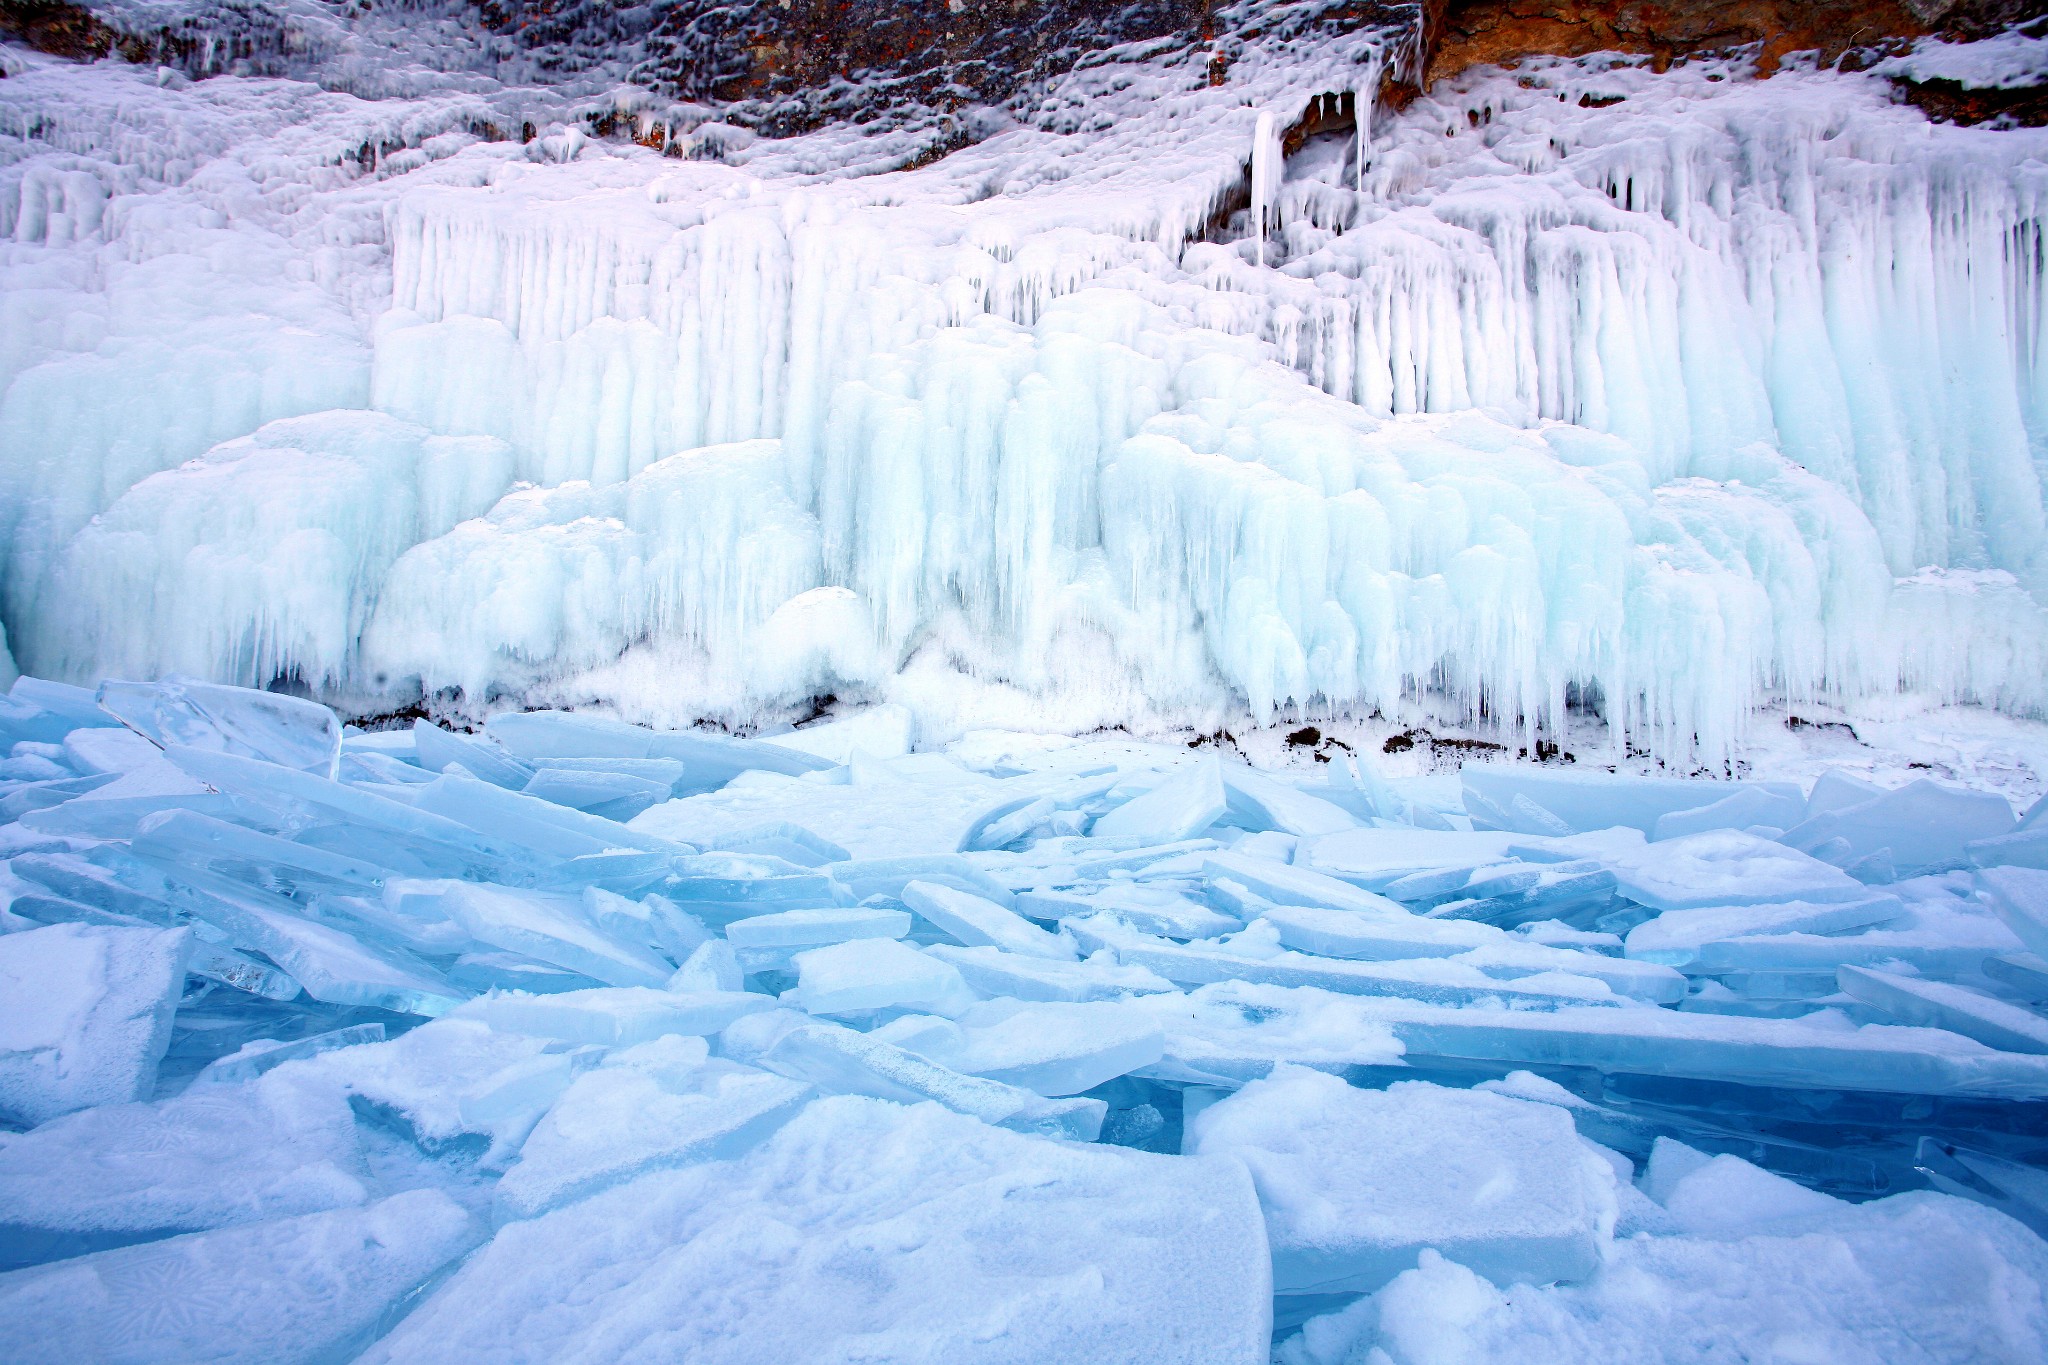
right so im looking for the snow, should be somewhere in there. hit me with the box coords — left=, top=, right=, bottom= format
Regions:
left=1282, top=1154, right=2048, bottom=1365
left=364, top=1096, right=1272, bottom=1365
left=2, top=1189, right=482, bottom=1365
left=0, top=924, right=190, bottom=1126
left=1189, top=1065, right=1615, bottom=1295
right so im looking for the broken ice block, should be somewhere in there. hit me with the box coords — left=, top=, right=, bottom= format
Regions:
left=1263, top=903, right=1686, bottom=1003
left=413, top=770, right=684, bottom=859
left=761, top=1022, right=1106, bottom=1140
left=1782, top=779, right=2016, bottom=879
left=494, top=1044, right=812, bottom=1224
left=450, top=987, right=773, bottom=1048
left=825, top=853, right=1017, bottom=905
left=98, top=677, right=343, bottom=778
left=1623, top=894, right=1905, bottom=967
left=1188, top=1066, right=1614, bottom=1294
left=412, top=720, right=533, bottom=789
left=1029, top=883, right=1240, bottom=940
left=1299, top=829, right=1535, bottom=889
left=1837, top=966, right=2048, bottom=1054
left=156, top=864, right=464, bottom=1015
left=1605, top=830, right=1869, bottom=911
left=1977, top=866, right=2048, bottom=959
left=724, top=905, right=910, bottom=951
left=1463, top=769, right=1801, bottom=837
left=1219, top=764, right=1359, bottom=837
left=165, top=746, right=545, bottom=882
left=923, top=944, right=1178, bottom=1003
left=485, top=710, right=833, bottom=792
left=521, top=768, right=672, bottom=821
left=411, top=880, right=674, bottom=988
left=1651, top=786, right=1808, bottom=841
left=0, top=923, right=190, bottom=1126
left=668, top=939, right=744, bottom=993
left=2, top=1191, right=481, bottom=1364
left=362, top=1097, right=1268, bottom=1364
left=1091, top=758, right=1226, bottom=842
left=1087, top=919, right=1624, bottom=1009
left=782, top=938, right=979, bottom=1016
left=888, top=999, right=1167, bottom=1095
left=901, top=879, right=1075, bottom=959
left=0, top=1067, right=372, bottom=1268
left=132, top=808, right=394, bottom=897
left=1202, top=850, right=1403, bottom=914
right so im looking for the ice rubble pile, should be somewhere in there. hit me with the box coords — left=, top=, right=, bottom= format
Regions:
left=2, top=674, right=2048, bottom=1358
left=5, top=21, right=2048, bottom=758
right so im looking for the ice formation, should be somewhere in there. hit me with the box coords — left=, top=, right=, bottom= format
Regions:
left=1, top=673, right=2047, bottom=1358
left=6, top=1, right=2048, bottom=1358
left=2, top=6, right=2047, bottom=760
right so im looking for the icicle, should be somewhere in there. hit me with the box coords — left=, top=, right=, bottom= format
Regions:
left=1353, top=52, right=1384, bottom=193
left=1250, top=110, right=1284, bottom=268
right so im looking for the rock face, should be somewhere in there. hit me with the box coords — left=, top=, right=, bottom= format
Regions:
left=3, top=1, right=2040, bottom=129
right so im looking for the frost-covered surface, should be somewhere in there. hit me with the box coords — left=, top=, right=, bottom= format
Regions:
left=2, top=675, right=2047, bottom=1357
left=1876, top=29, right=2048, bottom=91
left=4, top=8, right=2048, bottom=763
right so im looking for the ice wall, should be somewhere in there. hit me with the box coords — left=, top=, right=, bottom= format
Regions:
left=2, top=26, right=2047, bottom=758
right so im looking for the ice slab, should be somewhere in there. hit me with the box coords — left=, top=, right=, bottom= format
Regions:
left=1027, top=884, right=1240, bottom=940
left=782, top=938, right=979, bottom=1017
left=1782, top=779, right=2017, bottom=880
left=300, top=1017, right=595, bottom=1155
left=924, top=944, right=1179, bottom=1003
left=411, top=720, right=532, bottom=789
left=1264, top=904, right=1686, bottom=1003
left=0, top=1068, right=368, bottom=1269
left=165, top=746, right=544, bottom=882
left=1297, top=829, right=1525, bottom=889
left=1191, top=1066, right=1614, bottom=1294
left=2, top=1190, right=480, bottom=1365
left=1203, top=851, right=1404, bottom=915
left=413, top=770, right=684, bottom=860
left=1977, top=865, right=2048, bottom=959
left=1651, top=786, right=1808, bottom=841
left=1219, top=765, right=1359, bottom=838
left=494, top=1041, right=811, bottom=1224
left=1837, top=966, right=2048, bottom=1054
left=725, top=905, right=911, bottom=950
left=760, top=704, right=916, bottom=763
left=519, top=768, right=671, bottom=821
left=97, top=678, right=342, bottom=779
left=1287, top=1167, right=2048, bottom=1365
left=1623, top=894, right=1906, bottom=967
left=486, top=710, right=832, bottom=791
left=366, top=1097, right=1269, bottom=1364
left=411, top=880, right=673, bottom=988
left=902, top=879, right=1076, bottom=960
left=1603, top=830, right=1868, bottom=911
left=166, top=869, right=463, bottom=1016
left=0, top=923, right=189, bottom=1126
left=449, top=987, right=774, bottom=1048
left=1091, top=758, right=1227, bottom=842
left=887, top=1000, right=1167, bottom=1096
left=1088, top=922, right=1625, bottom=1009
left=760, top=1023, right=1107, bottom=1140
left=1322, top=991, right=2048, bottom=1098
left=1463, top=769, right=1801, bottom=837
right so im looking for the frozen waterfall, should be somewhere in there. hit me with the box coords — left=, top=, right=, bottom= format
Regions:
left=1, top=26, right=2046, bottom=760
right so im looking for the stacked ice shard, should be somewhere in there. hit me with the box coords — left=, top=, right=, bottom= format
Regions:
left=2, top=674, right=2047, bottom=1358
